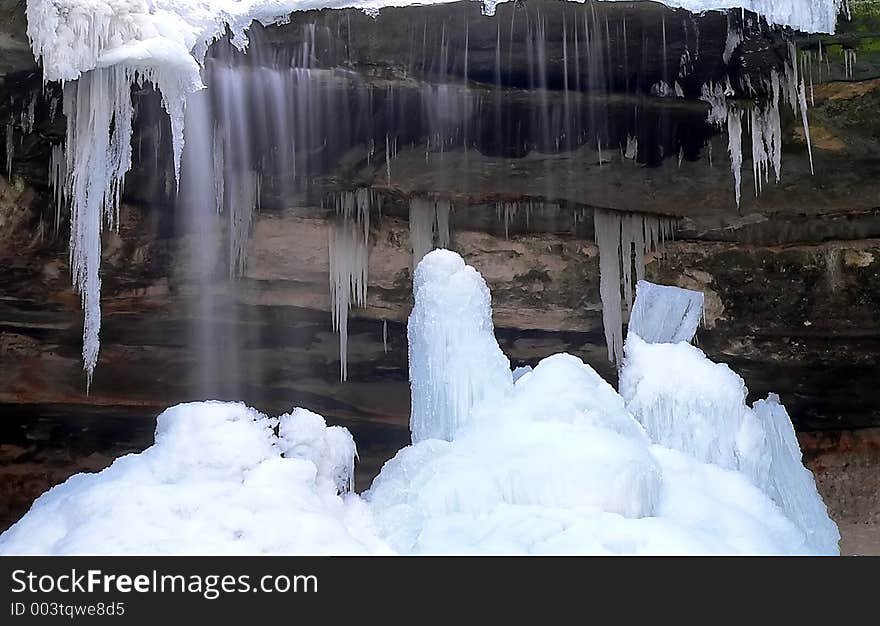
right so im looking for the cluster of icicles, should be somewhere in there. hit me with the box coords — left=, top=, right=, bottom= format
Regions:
left=2, top=4, right=856, bottom=387
left=326, top=190, right=453, bottom=381
left=326, top=190, right=673, bottom=379
left=700, top=37, right=827, bottom=208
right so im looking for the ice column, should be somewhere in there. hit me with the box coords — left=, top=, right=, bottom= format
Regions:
left=408, top=250, right=512, bottom=443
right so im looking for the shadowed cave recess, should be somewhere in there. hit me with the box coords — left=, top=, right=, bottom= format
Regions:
left=0, top=0, right=878, bottom=552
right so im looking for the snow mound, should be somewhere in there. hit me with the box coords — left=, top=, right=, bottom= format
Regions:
left=0, top=402, right=390, bottom=555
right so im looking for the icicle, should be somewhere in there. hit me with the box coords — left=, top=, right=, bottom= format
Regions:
left=798, top=81, right=815, bottom=176
left=497, top=201, right=518, bottom=239
left=409, top=196, right=452, bottom=268
left=329, top=218, right=370, bottom=383
left=328, top=189, right=374, bottom=381
left=700, top=82, right=728, bottom=126
left=843, top=48, right=856, bottom=80
left=4, top=121, right=12, bottom=179
left=24, top=93, right=37, bottom=135
left=727, top=106, right=744, bottom=208
left=383, top=319, right=388, bottom=354
left=49, top=143, right=67, bottom=230
left=595, top=210, right=675, bottom=364
left=62, top=66, right=139, bottom=388
left=595, top=209, right=623, bottom=364
left=624, top=135, right=638, bottom=160
left=722, top=14, right=743, bottom=64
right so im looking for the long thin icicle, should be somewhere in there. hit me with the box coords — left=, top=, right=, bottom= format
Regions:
left=62, top=67, right=137, bottom=389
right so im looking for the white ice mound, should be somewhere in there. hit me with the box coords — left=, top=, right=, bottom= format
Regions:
left=0, top=402, right=390, bottom=555
left=620, top=335, right=839, bottom=554
left=620, top=334, right=754, bottom=471
left=278, top=407, right=358, bottom=494
left=368, top=353, right=664, bottom=554
left=368, top=352, right=820, bottom=555
left=408, top=249, right=512, bottom=443
left=370, top=250, right=833, bottom=555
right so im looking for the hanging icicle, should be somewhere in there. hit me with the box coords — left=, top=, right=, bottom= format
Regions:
left=594, top=209, right=675, bottom=365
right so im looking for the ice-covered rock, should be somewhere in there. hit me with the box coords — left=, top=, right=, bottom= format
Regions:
left=627, top=280, right=704, bottom=344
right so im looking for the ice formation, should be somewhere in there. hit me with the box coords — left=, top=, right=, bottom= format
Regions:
left=0, top=402, right=389, bottom=555
left=752, top=394, right=841, bottom=552
left=4, top=121, right=14, bottom=179
left=594, top=209, right=674, bottom=364
left=25, top=0, right=314, bottom=383
left=328, top=188, right=375, bottom=381
left=620, top=335, right=838, bottom=554
left=628, top=280, right=703, bottom=344
left=0, top=253, right=839, bottom=555
left=367, top=251, right=838, bottom=555
left=329, top=221, right=369, bottom=381
left=842, top=48, right=857, bottom=80
left=726, top=106, right=744, bottom=208
left=408, top=249, right=512, bottom=443
left=702, top=36, right=818, bottom=208
left=48, top=143, right=67, bottom=231
left=24, top=0, right=841, bottom=382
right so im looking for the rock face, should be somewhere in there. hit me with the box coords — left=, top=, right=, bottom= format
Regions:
left=0, top=1, right=878, bottom=547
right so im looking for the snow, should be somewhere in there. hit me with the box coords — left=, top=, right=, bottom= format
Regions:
left=0, top=401, right=390, bottom=555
